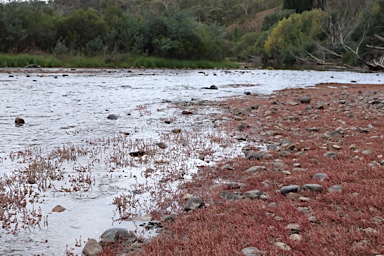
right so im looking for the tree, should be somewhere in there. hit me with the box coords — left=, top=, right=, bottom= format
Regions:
left=151, top=0, right=177, bottom=11
left=56, top=8, right=108, bottom=53
left=283, top=0, right=325, bottom=13
left=139, top=7, right=226, bottom=60
left=264, top=9, right=326, bottom=64
left=319, top=0, right=384, bottom=70
left=0, top=1, right=57, bottom=52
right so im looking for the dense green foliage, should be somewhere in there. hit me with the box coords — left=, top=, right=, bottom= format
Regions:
left=0, top=0, right=382, bottom=69
left=0, top=0, right=234, bottom=62
left=283, top=0, right=326, bottom=13
left=264, top=9, right=325, bottom=64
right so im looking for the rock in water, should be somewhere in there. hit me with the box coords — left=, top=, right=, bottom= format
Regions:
left=15, top=117, right=25, bottom=126
left=100, top=228, right=137, bottom=244
left=83, top=239, right=102, bottom=256
left=156, top=142, right=168, bottom=149
left=107, top=114, right=119, bottom=120
left=52, top=205, right=66, bottom=213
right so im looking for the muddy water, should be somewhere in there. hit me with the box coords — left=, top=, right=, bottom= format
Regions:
left=0, top=68, right=381, bottom=255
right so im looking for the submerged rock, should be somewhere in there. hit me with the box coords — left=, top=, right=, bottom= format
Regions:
left=129, top=150, right=145, bottom=157
left=202, top=85, right=218, bottom=90
left=107, top=114, right=119, bottom=120
left=156, top=142, right=168, bottom=149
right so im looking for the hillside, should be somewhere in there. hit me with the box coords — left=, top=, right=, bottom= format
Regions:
left=226, top=5, right=282, bottom=33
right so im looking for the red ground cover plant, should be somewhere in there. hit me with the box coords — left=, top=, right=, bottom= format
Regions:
left=140, top=84, right=384, bottom=256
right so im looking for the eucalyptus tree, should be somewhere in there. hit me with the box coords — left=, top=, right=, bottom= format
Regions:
left=320, top=0, right=384, bottom=69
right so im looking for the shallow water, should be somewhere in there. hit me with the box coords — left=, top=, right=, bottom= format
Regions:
left=0, top=68, right=382, bottom=255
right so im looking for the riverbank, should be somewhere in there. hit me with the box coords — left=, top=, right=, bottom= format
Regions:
left=136, top=83, right=384, bottom=255
left=0, top=54, right=239, bottom=69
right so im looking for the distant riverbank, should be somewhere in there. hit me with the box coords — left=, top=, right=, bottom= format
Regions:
left=0, top=53, right=239, bottom=69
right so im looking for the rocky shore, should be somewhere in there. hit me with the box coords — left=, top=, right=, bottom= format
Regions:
left=84, top=83, right=383, bottom=255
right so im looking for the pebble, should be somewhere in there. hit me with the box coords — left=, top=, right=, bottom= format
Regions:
left=313, top=173, right=328, bottom=180
left=362, top=150, right=373, bottom=155
left=323, top=152, right=338, bottom=159
left=299, top=97, right=311, bottom=104
left=245, top=150, right=264, bottom=160
left=298, top=207, right=311, bottom=214
left=292, top=168, right=307, bottom=172
left=286, top=192, right=301, bottom=200
left=309, top=216, right=318, bottom=223
left=299, top=196, right=311, bottom=202
left=286, top=223, right=300, bottom=234
left=290, top=234, right=303, bottom=242
left=363, top=227, right=378, bottom=233
left=274, top=242, right=292, bottom=251
left=221, top=191, right=241, bottom=201
left=221, top=164, right=234, bottom=170
left=243, top=190, right=262, bottom=199
left=241, top=247, right=266, bottom=256
left=280, top=185, right=300, bottom=195
left=226, top=182, right=247, bottom=189
left=183, top=197, right=204, bottom=211
left=328, top=185, right=342, bottom=193
left=245, top=166, right=266, bottom=174
left=301, top=184, right=323, bottom=192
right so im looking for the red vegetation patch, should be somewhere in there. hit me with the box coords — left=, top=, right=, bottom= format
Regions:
left=142, top=83, right=384, bottom=255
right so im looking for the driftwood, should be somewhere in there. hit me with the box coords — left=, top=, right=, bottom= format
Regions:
left=364, top=34, right=384, bottom=71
